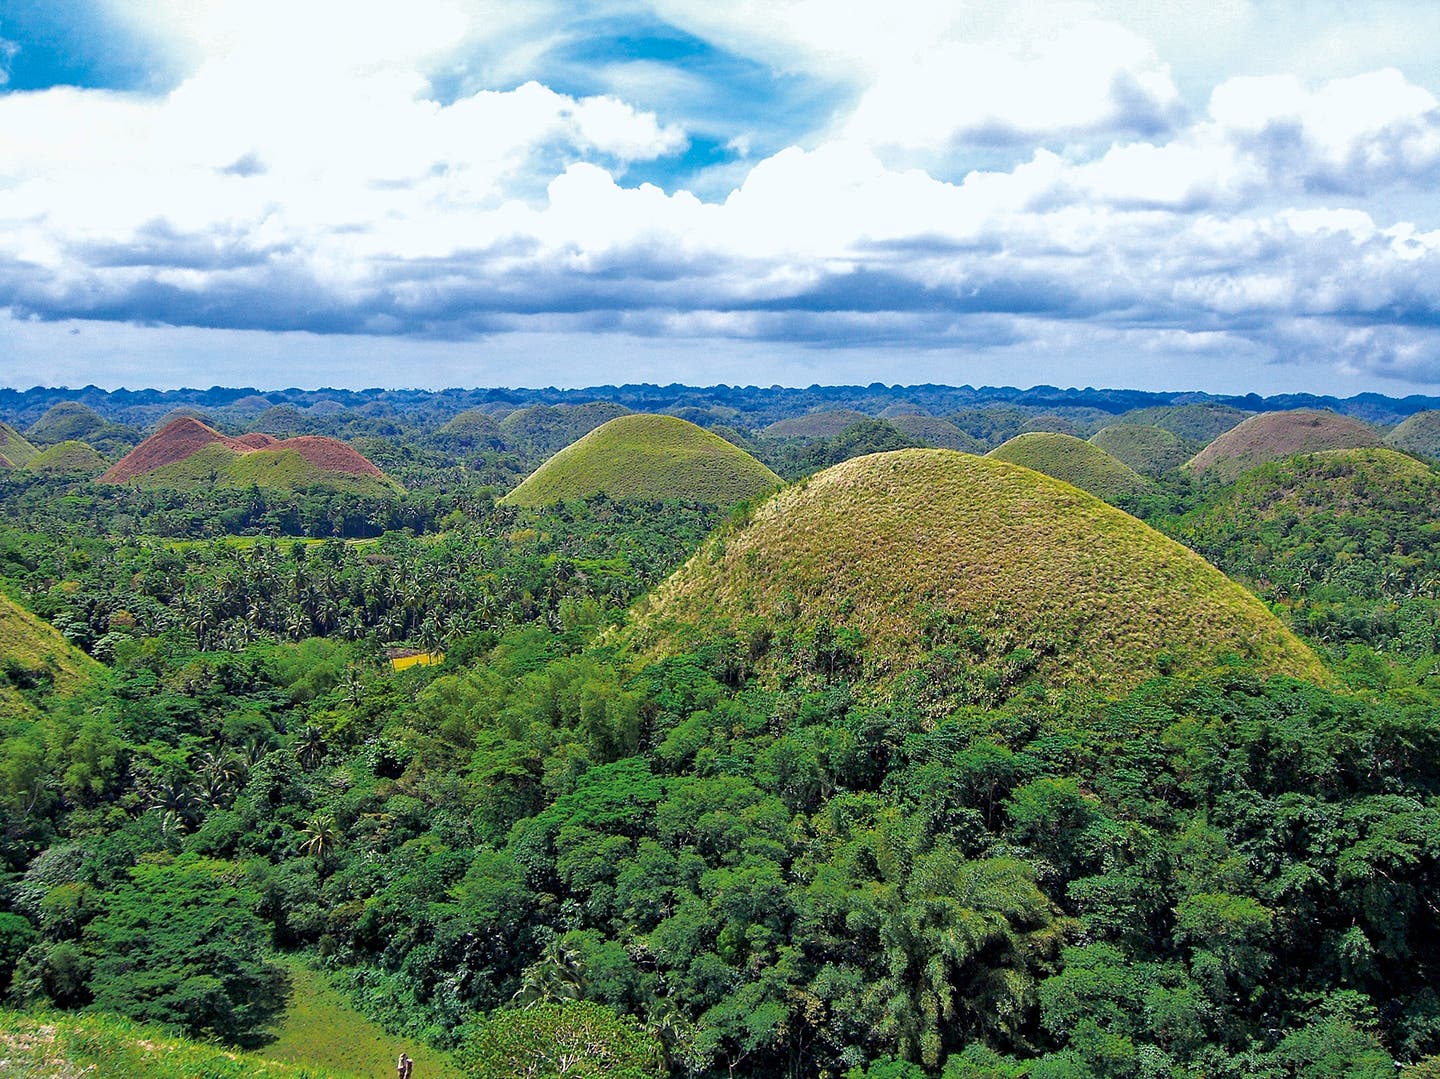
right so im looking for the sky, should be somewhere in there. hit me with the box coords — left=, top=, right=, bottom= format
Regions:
left=4, top=2, right=1440, bottom=395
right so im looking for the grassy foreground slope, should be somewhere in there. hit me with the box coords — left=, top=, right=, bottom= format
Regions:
left=0, top=1011, right=340, bottom=1079
left=1, top=591, right=99, bottom=716
left=987, top=431, right=1149, bottom=500
left=503, top=414, right=782, bottom=506
left=634, top=449, right=1326, bottom=696
left=1187, top=408, right=1382, bottom=480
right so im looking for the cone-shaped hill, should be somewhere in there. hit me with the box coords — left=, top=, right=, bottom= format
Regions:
left=26, top=440, right=108, bottom=475
left=1186, top=409, right=1381, bottom=480
left=437, top=409, right=503, bottom=448
left=631, top=450, right=1327, bottom=699
left=1089, top=424, right=1192, bottom=476
left=100, top=418, right=399, bottom=494
left=887, top=414, right=985, bottom=453
left=1119, top=403, right=1251, bottom=442
left=763, top=409, right=871, bottom=438
left=502, top=414, right=782, bottom=507
left=28, top=401, right=107, bottom=443
left=987, top=432, right=1149, bottom=500
left=0, top=421, right=39, bottom=468
left=1385, top=410, right=1440, bottom=460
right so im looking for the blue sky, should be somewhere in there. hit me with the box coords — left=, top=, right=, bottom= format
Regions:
left=4, top=1, right=1440, bottom=394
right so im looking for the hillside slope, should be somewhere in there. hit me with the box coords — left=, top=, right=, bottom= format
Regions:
left=1386, top=410, right=1440, bottom=460
left=1, top=592, right=100, bottom=717
left=0, top=421, right=39, bottom=468
left=1186, top=409, right=1382, bottom=480
left=1088, top=423, right=1192, bottom=475
left=633, top=449, right=1326, bottom=698
left=503, top=414, right=782, bottom=506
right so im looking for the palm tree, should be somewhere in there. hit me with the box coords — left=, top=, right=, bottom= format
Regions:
left=294, top=726, right=326, bottom=772
left=300, top=812, right=339, bottom=869
left=512, top=939, right=588, bottom=1008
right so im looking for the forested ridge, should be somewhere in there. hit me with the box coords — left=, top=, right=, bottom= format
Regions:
left=3, top=390, right=1440, bottom=1078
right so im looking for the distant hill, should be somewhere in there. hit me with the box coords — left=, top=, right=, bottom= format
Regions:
left=762, top=409, right=872, bottom=439
left=1, top=592, right=100, bottom=718
left=1385, top=410, right=1440, bottom=460
left=0, top=421, right=39, bottom=468
left=1089, top=424, right=1192, bottom=476
left=437, top=409, right=504, bottom=448
left=28, top=401, right=107, bottom=443
left=887, top=415, right=985, bottom=453
left=100, top=418, right=400, bottom=494
left=1186, top=409, right=1382, bottom=480
left=498, top=402, right=632, bottom=458
left=987, top=432, right=1149, bottom=500
left=503, top=414, right=781, bottom=506
left=1121, top=403, right=1251, bottom=442
left=26, top=440, right=108, bottom=475
left=632, top=450, right=1326, bottom=699
left=1018, top=413, right=1081, bottom=437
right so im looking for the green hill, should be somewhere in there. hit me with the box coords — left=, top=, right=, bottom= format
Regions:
left=0, top=421, right=39, bottom=468
left=28, top=402, right=107, bottom=443
left=1165, top=447, right=1440, bottom=651
left=138, top=443, right=401, bottom=495
left=503, top=414, right=782, bottom=506
left=1, top=592, right=100, bottom=717
left=436, top=408, right=503, bottom=448
left=1088, top=423, right=1192, bottom=475
left=25, top=440, right=108, bottom=475
left=887, top=414, right=985, bottom=452
left=632, top=449, right=1327, bottom=700
left=498, top=401, right=632, bottom=458
left=987, top=432, right=1149, bottom=500
left=762, top=409, right=871, bottom=438
left=0, top=1010, right=341, bottom=1079
left=1186, top=409, right=1382, bottom=480
left=1120, top=402, right=1251, bottom=442
left=1385, top=410, right=1440, bottom=460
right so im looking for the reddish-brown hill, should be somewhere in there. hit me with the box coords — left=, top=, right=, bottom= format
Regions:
left=101, top=418, right=386, bottom=484
left=100, top=418, right=248, bottom=483
left=273, top=435, right=386, bottom=477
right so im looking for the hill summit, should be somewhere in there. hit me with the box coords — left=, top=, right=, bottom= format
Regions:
left=503, top=414, right=782, bottom=506
left=987, top=432, right=1148, bottom=500
left=1186, top=409, right=1381, bottom=480
left=100, top=417, right=398, bottom=493
left=632, top=450, right=1326, bottom=700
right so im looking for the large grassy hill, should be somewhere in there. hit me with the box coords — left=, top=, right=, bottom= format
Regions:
left=28, top=401, right=107, bottom=443
left=503, top=414, right=782, bottom=506
left=25, top=440, right=108, bottom=475
left=632, top=449, right=1326, bottom=700
left=987, top=431, right=1149, bottom=500
left=1088, top=423, right=1192, bottom=476
left=1186, top=409, right=1382, bottom=480
left=1386, top=410, right=1440, bottom=460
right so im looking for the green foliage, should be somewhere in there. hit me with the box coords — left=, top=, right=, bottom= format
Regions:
left=24, top=440, right=108, bottom=475
left=456, top=1001, right=661, bottom=1079
left=1088, top=424, right=1192, bottom=476
left=82, top=854, right=288, bottom=1044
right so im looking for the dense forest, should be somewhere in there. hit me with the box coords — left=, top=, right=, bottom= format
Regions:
left=3, top=385, right=1440, bottom=1078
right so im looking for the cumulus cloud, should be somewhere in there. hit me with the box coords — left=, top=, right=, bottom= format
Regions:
left=4, top=2, right=1440, bottom=388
